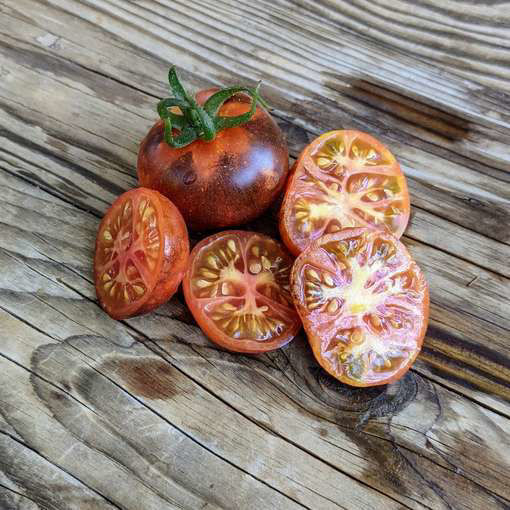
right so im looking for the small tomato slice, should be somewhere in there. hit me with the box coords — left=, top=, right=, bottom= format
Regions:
left=94, top=188, right=189, bottom=319
left=280, top=130, right=410, bottom=255
left=183, top=231, right=301, bottom=353
left=291, top=227, right=429, bottom=386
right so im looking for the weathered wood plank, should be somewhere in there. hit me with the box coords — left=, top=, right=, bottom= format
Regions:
left=3, top=0, right=510, bottom=244
left=1, top=4, right=510, bottom=412
left=0, top=470, right=42, bottom=510
left=1, top=0, right=510, bottom=277
left=0, top=306, right=401, bottom=510
left=277, top=0, right=510, bottom=92
left=1, top=169, right=509, bottom=509
left=0, top=313, right=315, bottom=510
left=0, top=418, right=122, bottom=510
left=1, top=1, right=510, bottom=507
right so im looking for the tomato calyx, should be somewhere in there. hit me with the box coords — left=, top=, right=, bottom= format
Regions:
left=157, top=67, right=269, bottom=148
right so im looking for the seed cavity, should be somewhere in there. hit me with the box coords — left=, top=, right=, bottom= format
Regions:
left=132, top=284, right=144, bottom=295
left=351, top=145, right=379, bottom=166
left=206, top=255, right=219, bottom=269
left=370, top=314, right=381, bottom=328
left=261, top=256, right=271, bottom=270
left=211, top=302, right=287, bottom=340
left=314, top=138, right=346, bottom=174
left=221, top=282, right=232, bottom=296
left=326, top=299, right=339, bottom=314
left=323, top=275, right=335, bottom=287
left=306, top=268, right=320, bottom=281
left=351, top=329, right=363, bottom=345
left=250, top=262, right=262, bottom=274
left=200, top=268, right=218, bottom=279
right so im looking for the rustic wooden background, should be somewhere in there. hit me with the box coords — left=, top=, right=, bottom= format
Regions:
left=1, top=1, right=509, bottom=509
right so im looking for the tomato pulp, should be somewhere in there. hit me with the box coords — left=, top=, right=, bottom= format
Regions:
left=94, top=188, right=189, bottom=319
left=183, top=231, right=301, bottom=353
left=138, top=89, right=289, bottom=230
left=291, top=227, right=429, bottom=386
left=280, top=130, right=410, bottom=255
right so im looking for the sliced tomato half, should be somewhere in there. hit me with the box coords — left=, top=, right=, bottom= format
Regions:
left=280, top=130, right=410, bottom=255
left=94, top=188, right=189, bottom=319
left=183, top=231, right=301, bottom=353
left=291, top=227, right=429, bottom=386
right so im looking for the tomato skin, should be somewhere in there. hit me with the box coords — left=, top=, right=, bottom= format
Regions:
left=291, top=227, right=429, bottom=387
left=183, top=230, right=301, bottom=354
left=138, top=192, right=189, bottom=315
left=279, top=161, right=301, bottom=256
left=94, top=188, right=189, bottom=320
left=280, top=130, right=410, bottom=256
left=137, top=90, right=289, bottom=230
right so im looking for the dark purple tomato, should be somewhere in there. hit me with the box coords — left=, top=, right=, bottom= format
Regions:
left=137, top=88, right=289, bottom=230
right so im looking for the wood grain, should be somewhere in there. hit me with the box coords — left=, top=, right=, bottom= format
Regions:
left=1, top=167, right=509, bottom=509
left=1, top=0, right=509, bottom=408
left=280, top=0, right=510, bottom=92
left=4, top=0, right=510, bottom=248
left=1, top=0, right=510, bottom=508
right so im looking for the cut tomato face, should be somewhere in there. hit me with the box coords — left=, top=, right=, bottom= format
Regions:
left=291, top=228, right=429, bottom=386
left=280, top=130, right=410, bottom=255
left=94, top=188, right=189, bottom=320
left=183, top=231, right=301, bottom=353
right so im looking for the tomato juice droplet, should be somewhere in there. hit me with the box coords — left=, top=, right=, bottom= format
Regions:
left=183, top=170, right=197, bottom=185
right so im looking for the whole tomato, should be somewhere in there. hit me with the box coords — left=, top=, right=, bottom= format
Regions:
left=138, top=68, right=289, bottom=230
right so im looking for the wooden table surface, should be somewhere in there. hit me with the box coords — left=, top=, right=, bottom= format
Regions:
left=1, top=1, right=509, bottom=509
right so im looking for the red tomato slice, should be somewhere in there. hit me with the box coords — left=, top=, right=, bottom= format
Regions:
left=183, top=231, right=301, bottom=353
left=94, top=188, right=189, bottom=319
left=280, top=130, right=410, bottom=255
left=291, top=227, right=429, bottom=386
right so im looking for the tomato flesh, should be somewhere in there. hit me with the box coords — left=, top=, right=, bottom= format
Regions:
left=94, top=188, right=189, bottom=319
left=138, top=90, right=289, bottom=230
left=280, top=130, right=410, bottom=255
left=183, top=231, right=301, bottom=353
left=291, top=227, right=429, bottom=386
